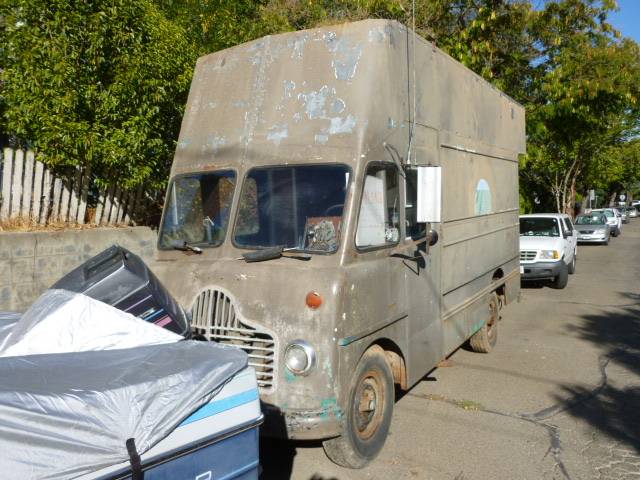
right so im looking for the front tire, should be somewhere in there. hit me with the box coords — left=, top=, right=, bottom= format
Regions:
left=323, top=345, right=394, bottom=468
left=553, top=262, right=569, bottom=289
left=568, top=251, right=576, bottom=274
left=469, top=292, right=499, bottom=353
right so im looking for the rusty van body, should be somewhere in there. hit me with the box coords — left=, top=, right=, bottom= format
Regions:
left=153, top=19, right=525, bottom=467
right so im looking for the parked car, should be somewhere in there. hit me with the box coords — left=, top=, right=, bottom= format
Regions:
left=574, top=213, right=611, bottom=245
left=591, top=208, right=621, bottom=236
left=616, top=207, right=630, bottom=224
left=519, top=214, right=577, bottom=289
left=628, top=206, right=638, bottom=218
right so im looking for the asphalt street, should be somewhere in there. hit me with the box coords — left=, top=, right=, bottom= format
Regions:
left=260, top=220, right=640, bottom=479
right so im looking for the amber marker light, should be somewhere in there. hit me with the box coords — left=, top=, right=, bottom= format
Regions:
left=305, top=291, right=323, bottom=309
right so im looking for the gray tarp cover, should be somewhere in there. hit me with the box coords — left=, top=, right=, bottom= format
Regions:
left=0, top=292, right=248, bottom=480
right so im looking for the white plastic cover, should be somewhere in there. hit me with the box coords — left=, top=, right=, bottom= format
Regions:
left=0, top=290, right=248, bottom=479
left=0, top=289, right=181, bottom=357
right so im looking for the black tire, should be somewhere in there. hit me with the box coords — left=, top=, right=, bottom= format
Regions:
left=568, top=251, right=576, bottom=274
left=469, top=292, right=499, bottom=353
left=553, top=262, right=569, bottom=289
left=323, top=345, right=394, bottom=468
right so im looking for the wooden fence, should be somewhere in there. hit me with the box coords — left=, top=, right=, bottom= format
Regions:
left=0, top=147, right=161, bottom=225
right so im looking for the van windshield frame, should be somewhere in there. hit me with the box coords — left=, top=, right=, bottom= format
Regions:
left=232, top=164, right=352, bottom=254
left=158, top=170, right=236, bottom=250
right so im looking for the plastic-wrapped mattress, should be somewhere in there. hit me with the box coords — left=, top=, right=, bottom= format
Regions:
left=0, top=290, right=250, bottom=480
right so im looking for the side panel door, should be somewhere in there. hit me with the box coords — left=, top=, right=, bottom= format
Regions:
left=397, top=139, right=443, bottom=386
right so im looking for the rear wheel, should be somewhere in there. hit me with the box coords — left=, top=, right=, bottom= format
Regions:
left=469, top=292, right=499, bottom=353
left=323, top=345, right=394, bottom=468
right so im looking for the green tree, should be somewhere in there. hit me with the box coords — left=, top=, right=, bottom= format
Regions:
left=523, top=0, right=640, bottom=214
left=0, top=0, right=196, bottom=189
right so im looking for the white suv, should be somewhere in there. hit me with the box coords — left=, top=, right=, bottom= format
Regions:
left=519, top=214, right=578, bottom=289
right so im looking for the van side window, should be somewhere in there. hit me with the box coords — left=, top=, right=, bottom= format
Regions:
left=356, top=163, right=400, bottom=248
left=405, top=168, right=427, bottom=240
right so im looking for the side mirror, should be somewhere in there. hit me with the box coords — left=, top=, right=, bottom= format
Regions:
left=566, top=231, right=573, bottom=237
left=416, top=166, right=442, bottom=223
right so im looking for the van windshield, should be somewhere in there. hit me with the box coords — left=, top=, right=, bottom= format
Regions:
left=158, top=171, right=236, bottom=249
left=234, top=165, right=350, bottom=253
left=519, top=217, right=560, bottom=237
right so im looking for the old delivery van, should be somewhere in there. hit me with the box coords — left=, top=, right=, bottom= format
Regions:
left=153, top=19, right=525, bottom=468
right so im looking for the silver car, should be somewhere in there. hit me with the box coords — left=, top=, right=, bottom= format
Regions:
left=628, top=206, right=638, bottom=218
left=618, top=207, right=631, bottom=223
left=574, top=213, right=611, bottom=245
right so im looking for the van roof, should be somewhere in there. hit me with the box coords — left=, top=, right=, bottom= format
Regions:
left=170, top=19, right=525, bottom=177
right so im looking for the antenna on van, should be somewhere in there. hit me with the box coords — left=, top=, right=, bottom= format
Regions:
left=405, top=0, right=417, bottom=166
left=384, top=143, right=406, bottom=179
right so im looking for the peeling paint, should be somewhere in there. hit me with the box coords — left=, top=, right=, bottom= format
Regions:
left=314, top=133, right=329, bottom=145
left=201, top=135, right=226, bottom=155
left=299, top=86, right=330, bottom=120
left=283, top=80, right=296, bottom=98
left=290, top=34, right=308, bottom=59
left=331, top=98, right=346, bottom=115
left=320, top=398, right=342, bottom=420
left=267, top=124, right=289, bottom=145
left=328, top=114, right=356, bottom=135
left=285, top=369, right=297, bottom=383
left=368, top=27, right=386, bottom=43
left=326, top=35, right=363, bottom=81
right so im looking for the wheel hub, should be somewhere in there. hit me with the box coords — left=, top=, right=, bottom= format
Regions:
left=354, top=373, right=384, bottom=440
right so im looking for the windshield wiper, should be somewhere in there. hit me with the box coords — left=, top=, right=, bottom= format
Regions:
left=240, top=245, right=310, bottom=262
left=171, top=239, right=203, bottom=254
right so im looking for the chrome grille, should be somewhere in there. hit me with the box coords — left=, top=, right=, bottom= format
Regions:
left=191, top=289, right=276, bottom=392
left=578, top=230, right=594, bottom=234
left=520, top=250, right=537, bottom=261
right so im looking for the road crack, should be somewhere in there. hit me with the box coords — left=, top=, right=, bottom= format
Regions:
left=409, top=346, right=640, bottom=480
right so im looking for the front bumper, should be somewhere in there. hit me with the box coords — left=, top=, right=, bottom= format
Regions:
left=260, top=403, right=343, bottom=440
left=520, top=261, right=563, bottom=280
left=577, top=233, right=607, bottom=243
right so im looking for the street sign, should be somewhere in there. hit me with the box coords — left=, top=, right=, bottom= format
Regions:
left=589, top=189, right=595, bottom=200
left=620, top=194, right=626, bottom=201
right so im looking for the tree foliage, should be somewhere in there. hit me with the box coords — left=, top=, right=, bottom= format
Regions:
left=1, top=0, right=639, bottom=204
left=0, top=0, right=195, bottom=189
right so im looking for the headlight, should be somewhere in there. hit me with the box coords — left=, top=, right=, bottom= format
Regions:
left=539, top=250, right=560, bottom=260
left=284, top=340, right=316, bottom=376
left=595, top=229, right=606, bottom=234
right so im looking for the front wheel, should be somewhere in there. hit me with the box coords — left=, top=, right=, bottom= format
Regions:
left=553, top=262, right=569, bottom=289
left=568, top=251, right=576, bottom=274
left=323, top=345, right=394, bottom=468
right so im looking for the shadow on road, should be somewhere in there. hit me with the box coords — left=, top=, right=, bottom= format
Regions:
left=556, top=292, right=640, bottom=452
left=259, top=437, right=335, bottom=480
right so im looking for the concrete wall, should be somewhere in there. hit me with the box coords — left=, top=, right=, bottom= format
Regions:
left=0, top=227, right=157, bottom=312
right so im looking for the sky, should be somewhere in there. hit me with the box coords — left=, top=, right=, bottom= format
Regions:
left=606, top=0, right=640, bottom=42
